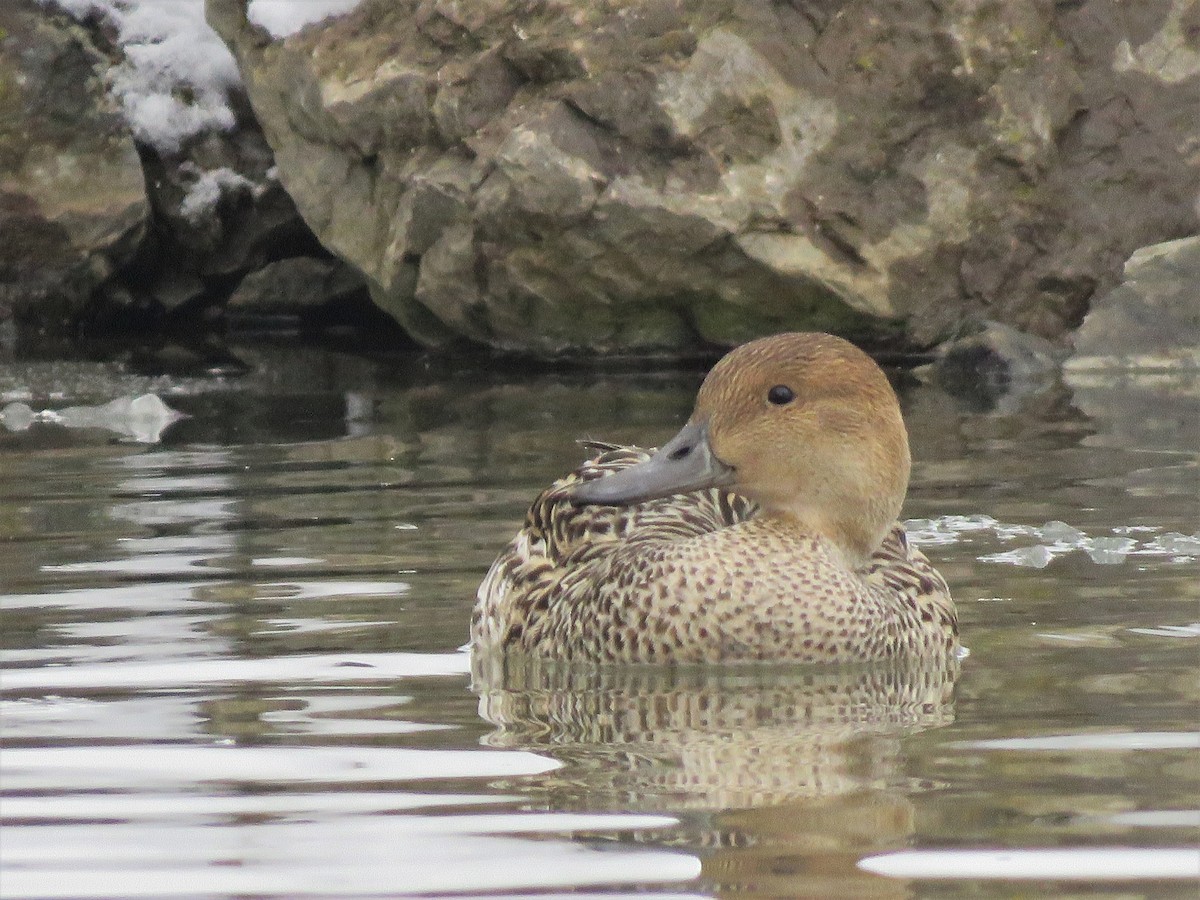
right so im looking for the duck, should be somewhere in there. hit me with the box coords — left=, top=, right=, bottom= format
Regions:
left=471, top=332, right=958, bottom=664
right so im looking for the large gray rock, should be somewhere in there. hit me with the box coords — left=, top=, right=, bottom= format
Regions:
left=1066, top=236, right=1200, bottom=371
left=208, top=0, right=1200, bottom=355
left=225, top=254, right=368, bottom=330
left=1064, top=236, right=1200, bottom=465
left=0, top=1, right=148, bottom=334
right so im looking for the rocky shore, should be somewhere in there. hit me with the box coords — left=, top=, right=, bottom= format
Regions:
left=3, top=0, right=1197, bottom=368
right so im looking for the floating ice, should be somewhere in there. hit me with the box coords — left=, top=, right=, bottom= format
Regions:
left=1037, top=520, right=1086, bottom=543
left=860, top=846, right=1200, bottom=881
left=0, top=402, right=35, bottom=432
left=1083, top=536, right=1137, bottom=565
left=979, top=545, right=1057, bottom=569
left=0, top=394, right=184, bottom=443
left=906, top=515, right=1199, bottom=569
left=960, top=731, right=1200, bottom=751
left=1146, top=532, right=1200, bottom=557
left=903, top=515, right=1000, bottom=545
left=992, top=522, right=1040, bottom=541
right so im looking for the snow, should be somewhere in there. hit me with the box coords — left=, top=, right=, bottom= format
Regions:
left=178, top=165, right=256, bottom=223
left=249, top=0, right=365, bottom=38
left=38, top=1, right=364, bottom=153
left=39, top=0, right=240, bottom=154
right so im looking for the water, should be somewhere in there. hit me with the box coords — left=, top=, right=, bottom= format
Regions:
left=1, top=343, right=1197, bottom=899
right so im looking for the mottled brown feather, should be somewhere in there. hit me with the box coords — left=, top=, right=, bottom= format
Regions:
left=473, top=445, right=957, bottom=664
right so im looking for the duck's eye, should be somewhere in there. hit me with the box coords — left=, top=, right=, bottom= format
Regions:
left=767, top=385, right=795, bottom=406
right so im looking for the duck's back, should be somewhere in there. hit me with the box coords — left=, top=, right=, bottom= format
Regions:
left=471, top=444, right=956, bottom=663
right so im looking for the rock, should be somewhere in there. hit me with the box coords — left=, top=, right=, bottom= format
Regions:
left=225, top=255, right=367, bottom=327
left=18, top=0, right=355, bottom=339
left=1064, top=236, right=1200, bottom=462
left=933, top=322, right=1065, bottom=410
left=1066, top=236, right=1200, bottom=371
left=207, top=0, right=1200, bottom=355
left=0, top=0, right=148, bottom=336
left=134, top=135, right=321, bottom=315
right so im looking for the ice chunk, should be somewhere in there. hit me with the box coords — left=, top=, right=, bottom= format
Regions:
left=4, top=394, right=184, bottom=443
left=979, top=545, right=1056, bottom=568
left=943, top=514, right=1000, bottom=531
left=1083, top=536, right=1137, bottom=565
left=903, top=514, right=1000, bottom=546
left=1, top=402, right=36, bottom=432
left=1128, top=623, right=1200, bottom=638
left=56, top=394, right=185, bottom=442
left=901, top=518, right=955, bottom=545
left=1038, top=520, right=1087, bottom=544
left=1152, top=532, right=1200, bottom=555
left=993, top=522, right=1039, bottom=541
left=906, top=514, right=1193, bottom=568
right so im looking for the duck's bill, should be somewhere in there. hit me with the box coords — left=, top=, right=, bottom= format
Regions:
left=571, top=420, right=735, bottom=506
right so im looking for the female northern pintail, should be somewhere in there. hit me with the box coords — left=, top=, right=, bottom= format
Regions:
left=471, top=332, right=957, bottom=664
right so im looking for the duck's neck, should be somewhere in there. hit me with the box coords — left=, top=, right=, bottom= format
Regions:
left=762, top=502, right=893, bottom=570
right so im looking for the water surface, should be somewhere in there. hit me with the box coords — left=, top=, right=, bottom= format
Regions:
left=1, top=344, right=1197, bottom=898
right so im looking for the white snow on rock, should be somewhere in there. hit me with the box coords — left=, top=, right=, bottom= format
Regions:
left=39, top=0, right=240, bottom=154
left=40, top=0, right=367, bottom=152
left=178, top=165, right=257, bottom=223
left=248, top=0, right=365, bottom=38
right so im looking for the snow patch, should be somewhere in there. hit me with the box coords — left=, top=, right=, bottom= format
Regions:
left=40, top=0, right=241, bottom=153
left=179, top=166, right=256, bottom=223
left=41, top=0, right=366, bottom=150
left=248, top=0, right=366, bottom=38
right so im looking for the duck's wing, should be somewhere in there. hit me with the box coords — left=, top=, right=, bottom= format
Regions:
left=864, top=524, right=958, bottom=638
left=535, top=443, right=755, bottom=564
left=490, top=444, right=756, bottom=573
left=473, top=444, right=754, bottom=647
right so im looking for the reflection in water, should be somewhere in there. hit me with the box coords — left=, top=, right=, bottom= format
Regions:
left=475, top=656, right=958, bottom=896
left=474, top=658, right=959, bottom=804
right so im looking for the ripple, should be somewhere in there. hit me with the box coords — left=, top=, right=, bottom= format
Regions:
left=0, top=652, right=470, bottom=692
left=957, top=731, right=1200, bottom=751
left=1, top=744, right=560, bottom=790
left=859, top=847, right=1200, bottom=880
left=0, top=817, right=699, bottom=898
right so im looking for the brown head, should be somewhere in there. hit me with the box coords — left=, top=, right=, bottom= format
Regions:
left=572, top=332, right=911, bottom=565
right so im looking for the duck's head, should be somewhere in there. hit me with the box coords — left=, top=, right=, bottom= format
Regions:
left=572, top=332, right=911, bottom=565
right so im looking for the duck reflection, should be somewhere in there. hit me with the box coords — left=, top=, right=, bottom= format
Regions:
left=473, top=656, right=958, bottom=897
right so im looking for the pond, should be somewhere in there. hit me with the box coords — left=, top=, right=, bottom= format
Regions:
left=1, top=341, right=1197, bottom=899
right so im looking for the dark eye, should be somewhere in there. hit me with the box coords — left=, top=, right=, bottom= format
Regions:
left=767, top=385, right=795, bottom=405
